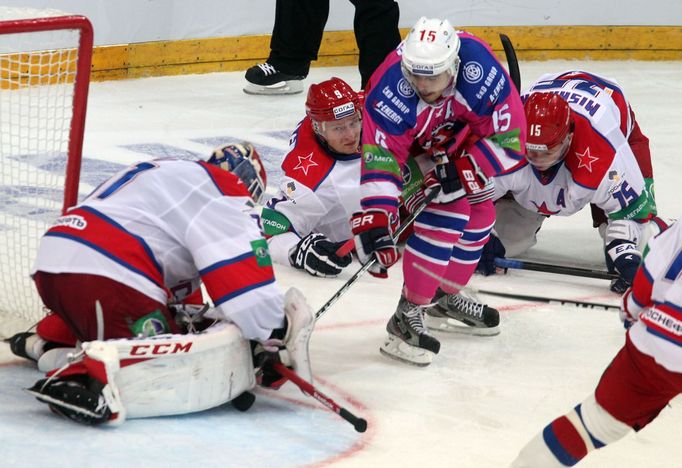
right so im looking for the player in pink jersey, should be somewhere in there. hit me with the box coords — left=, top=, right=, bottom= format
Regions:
left=12, top=144, right=315, bottom=425
left=349, top=17, right=526, bottom=365
left=511, top=219, right=682, bottom=467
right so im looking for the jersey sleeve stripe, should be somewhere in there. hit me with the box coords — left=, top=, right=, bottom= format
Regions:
left=44, top=206, right=165, bottom=288
left=212, top=278, right=277, bottom=307
left=200, top=254, right=276, bottom=307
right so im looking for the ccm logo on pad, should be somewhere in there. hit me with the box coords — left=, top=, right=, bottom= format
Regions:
left=129, top=342, right=193, bottom=356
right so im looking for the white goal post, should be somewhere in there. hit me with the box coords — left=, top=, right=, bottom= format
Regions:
left=0, top=9, right=92, bottom=339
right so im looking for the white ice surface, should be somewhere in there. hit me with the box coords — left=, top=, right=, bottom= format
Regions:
left=2, top=61, right=682, bottom=468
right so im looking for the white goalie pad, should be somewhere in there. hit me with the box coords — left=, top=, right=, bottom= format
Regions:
left=84, top=322, right=255, bottom=420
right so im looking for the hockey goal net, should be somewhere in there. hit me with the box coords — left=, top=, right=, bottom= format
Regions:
left=0, top=8, right=92, bottom=339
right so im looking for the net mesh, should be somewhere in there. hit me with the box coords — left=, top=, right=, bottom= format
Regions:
left=0, top=9, right=88, bottom=338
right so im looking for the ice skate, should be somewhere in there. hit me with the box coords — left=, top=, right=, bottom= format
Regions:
left=7, top=331, right=46, bottom=362
left=425, top=289, right=500, bottom=336
left=26, top=375, right=112, bottom=425
left=380, top=296, right=441, bottom=366
left=243, top=63, right=304, bottom=95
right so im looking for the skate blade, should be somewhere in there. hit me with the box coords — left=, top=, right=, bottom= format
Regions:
left=243, top=80, right=303, bottom=95
left=425, top=316, right=500, bottom=336
left=379, top=335, right=435, bottom=367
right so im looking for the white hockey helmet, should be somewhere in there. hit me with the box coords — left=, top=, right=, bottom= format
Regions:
left=401, top=17, right=461, bottom=79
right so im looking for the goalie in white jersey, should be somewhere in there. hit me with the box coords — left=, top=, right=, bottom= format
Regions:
left=512, top=219, right=682, bottom=467
left=12, top=144, right=316, bottom=425
left=484, top=77, right=658, bottom=293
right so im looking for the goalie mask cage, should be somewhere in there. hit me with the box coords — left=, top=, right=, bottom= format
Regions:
left=0, top=10, right=92, bottom=339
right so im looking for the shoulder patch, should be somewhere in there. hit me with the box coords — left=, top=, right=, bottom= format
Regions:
left=564, top=117, right=615, bottom=189
left=281, top=118, right=335, bottom=190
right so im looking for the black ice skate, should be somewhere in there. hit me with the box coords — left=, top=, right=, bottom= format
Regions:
left=7, top=331, right=45, bottom=362
left=26, top=374, right=112, bottom=425
left=243, top=63, right=305, bottom=95
left=380, top=296, right=441, bottom=366
left=425, top=289, right=500, bottom=336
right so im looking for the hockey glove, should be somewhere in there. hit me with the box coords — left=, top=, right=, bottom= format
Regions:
left=426, top=152, right=466, bottom=204
left=605, top=239, right=641, bottom=294
left=475, top=233, right=506, bottom=276
left=350, top=210, right=400, bottom=271
left=289, top=233, right=352, bottom=278
left=401, top=187, right=426, bottom=215
left=453, top=151, right=489, bottom=195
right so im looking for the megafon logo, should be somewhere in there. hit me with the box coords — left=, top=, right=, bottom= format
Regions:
left=333, top=102, right=355, bottom=119
left=53, top=215, right=87, bottom=230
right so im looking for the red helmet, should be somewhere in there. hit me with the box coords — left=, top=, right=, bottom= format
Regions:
left=305, top=77, right=360, bottom=122
left=524, top=92, right=572, bottom=151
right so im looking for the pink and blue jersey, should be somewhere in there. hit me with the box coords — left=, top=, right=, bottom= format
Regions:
left=359, top=31, right=527, bottom=215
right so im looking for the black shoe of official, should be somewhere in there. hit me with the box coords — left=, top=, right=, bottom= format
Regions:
left=26, top=375, right=112, bottom=425
left=243, top=63, right=305, bottom=95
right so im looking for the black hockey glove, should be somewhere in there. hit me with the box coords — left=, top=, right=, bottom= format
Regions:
left=289, top=233, right=352, bottom=278
left=476, top=234, right=507, bottom=276
left=605, top=239, right=641, bottom=294
left=425, top=152, right=466, bottom=204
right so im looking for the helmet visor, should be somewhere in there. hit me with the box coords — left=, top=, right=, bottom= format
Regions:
left=525, top=134, right=571, bottom=171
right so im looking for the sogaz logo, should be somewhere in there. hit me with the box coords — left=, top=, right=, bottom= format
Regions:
left=463, top=61, right=484, bottom=84
left=333, top=102, right=355, bottom=119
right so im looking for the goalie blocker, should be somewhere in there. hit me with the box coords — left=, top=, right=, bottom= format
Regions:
left=27, top=288, right=314, bottom=425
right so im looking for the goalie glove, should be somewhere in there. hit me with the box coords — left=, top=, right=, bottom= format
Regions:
left=289, top=233, right=352, bottom=278
left=350, top=209, right=400, bottom=270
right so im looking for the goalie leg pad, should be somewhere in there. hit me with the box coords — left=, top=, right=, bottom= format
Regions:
left=281, top=288, right=315, bottom=384
left=111, top=322, right=255, bottom=419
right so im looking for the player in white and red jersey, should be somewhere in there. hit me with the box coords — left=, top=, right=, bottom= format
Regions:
left=262, top=77, right=425, bottom=279
left=12, top=144, right=316, bottom=425
left=349, top=17, right=526, bottom=365
left=487, top=82, right=657, bottom=293
left=511, top=219, right=682, bottom=467
left=261, top=77, right=359, bottom=278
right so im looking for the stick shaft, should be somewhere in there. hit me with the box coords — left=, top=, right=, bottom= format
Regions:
left=273, top=363, right=367, bottom=432
left=412, top=262, right=620, bottom=310
left=494, top=257, right=618, bottom=281
left=316, top=187, right=440, bottom=322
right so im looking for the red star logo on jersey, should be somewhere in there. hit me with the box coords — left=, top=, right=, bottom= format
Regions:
left=575, top=147, right=599, bottom=172
left=293, top=152, right=318, bottom=175
left=531, top=201, right=560, bottom=215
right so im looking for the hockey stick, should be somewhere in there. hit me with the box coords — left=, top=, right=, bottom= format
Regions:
left=494, top=257, right=619, bottom=281
left=412, top=262, right=620, bottom=310
left=499, top=34, right=521, bottom=92
left=317, top=186, right=441, bottom=322
left=273, top=362, right=368, bottom=433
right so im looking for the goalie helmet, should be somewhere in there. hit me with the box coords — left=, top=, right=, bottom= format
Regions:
left=401, top=17, right=461, bottom=79
left=305, top=77, right=360, bottom=122
left=208, top=142, right=267, bottom=203
left=524, top=92, right=574, bottom=170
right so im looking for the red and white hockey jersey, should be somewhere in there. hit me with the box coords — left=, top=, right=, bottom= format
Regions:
left=264, top=117, right=361, bottom=264
left=32, top=159, right=283, bottom=341
left=627, top=220, right=682, bottom=372
left=494, top=77, right=653, bottom=221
